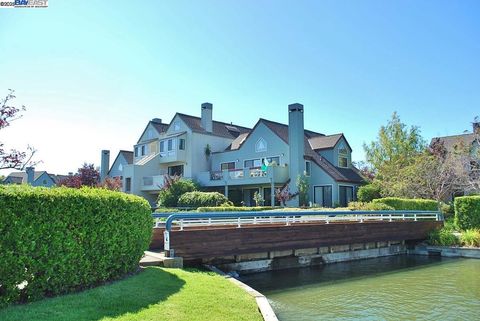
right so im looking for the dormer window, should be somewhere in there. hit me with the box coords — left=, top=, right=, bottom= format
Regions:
left=255, top=138, right=267, bottom=152
left=338, top=142, right=348, bottom=168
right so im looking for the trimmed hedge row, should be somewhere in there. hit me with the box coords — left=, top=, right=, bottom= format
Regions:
left=348, top=201, right=394, bottom=211
left=0, top=185, right=152, bottom=307
left=197, top=206, right=274, bottom=212
left=178, top=191, right=230, bottom=208
left=372, top=197, right=438, bottom=211
left=454, top=195, right=480, bottom=230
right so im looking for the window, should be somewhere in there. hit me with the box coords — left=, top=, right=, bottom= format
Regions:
left=149, top=141, right=159, bottom=154
left=244, top=159, right=261, bottom=168
left=42, top=179, right=47, bottom=185
left=314, top=186, right=332, bottom=207
left=338, top=142, right=349, bottom=168
left=168, top=165, right=184, bottom=176
left=141, top=145, right=145, bottom=156
left=118, top=164, right=123, bottom=171
left=221, top=162, right=235, bottom=171
left=264, top=156, right=280, bottom=166
left=339, top=186, right=354, bottom=207
left=160, top=141, right=165, bottom=153
left=134, top=147, right=139, bottom=157
left=167, top=139, right=176, bottom=151
left=305, top=161, right=311, bottom=176
left=179, top=138, right=185, bottom=150
left=255, top=138, right=267, bottom=152
left=174, top=121, right=180, bottom=131
left=125, top=178, right=131, bottom=192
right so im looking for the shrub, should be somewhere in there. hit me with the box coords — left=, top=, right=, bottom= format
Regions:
left=460, top=229, right=480, bottom=247
left=178, top=191, right=229, bottom=208
left=197, top=206, right=274, bottom=212
left=348, top=201, right=394, bottom=211
left=157, top=179, right=197, bottom=207
left=440, top=202, right=455, bottom=219
left=0, top=185, right=152, bottom=307
left=357, top=184, right=381, bottom=202
left=428, top=227, right=459, bottom=246
left=372, top=197, right=438, bottom=211
left=454, top=195, right=480, bottom=230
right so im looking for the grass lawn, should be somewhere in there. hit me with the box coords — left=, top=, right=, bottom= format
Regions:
left=0, top=267, right=263, bottom=321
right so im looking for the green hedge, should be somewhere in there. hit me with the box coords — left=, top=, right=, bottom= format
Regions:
left=0, top=185, right=152, bottom=307
left=348, top=201, right=394, bottom=211
left=455, top=195, right=480, bottom=230
left=197, top=206, right=274, bottom=212
left=372, top=197, right=438, bottom=211
left=357, top=185, right=381, bottom=202
left=178, top=191, right=230, bottom=208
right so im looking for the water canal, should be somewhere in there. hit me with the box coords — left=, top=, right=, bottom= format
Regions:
left=242, top=255, right=480, bottom=321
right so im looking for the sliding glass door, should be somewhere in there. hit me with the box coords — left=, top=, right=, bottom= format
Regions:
left=314, top=186, right=333, bottom=208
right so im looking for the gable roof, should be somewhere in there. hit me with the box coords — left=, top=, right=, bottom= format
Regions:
left=3, top=171, right=62, bottom=184
left=136, top=120, right=169, bottom=144
left=309, top=133, right=352, bottom=151
left=108, top=150, right=133, bottom=175
left=176, top=113, right=251, bottom=139
left=431, top=133, right=479, bottom=153
left=233, top=118, right=363, bottom=183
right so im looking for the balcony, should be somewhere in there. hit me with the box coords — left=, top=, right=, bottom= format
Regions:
left=141, top=175, right=165, bottom=191
left=159, top=149, right=186, bottom=164
left=197, top=166, right=289, bottom=187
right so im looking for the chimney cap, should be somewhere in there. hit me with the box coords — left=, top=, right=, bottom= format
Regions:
left=201, top=102, right=213, bottom=110
left=288, top=103, right=304, bottom=112
left=151, top=118, right=162, bottom=124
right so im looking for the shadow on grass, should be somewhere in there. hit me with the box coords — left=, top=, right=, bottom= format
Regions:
left=0, top=267, right=185, bottom=321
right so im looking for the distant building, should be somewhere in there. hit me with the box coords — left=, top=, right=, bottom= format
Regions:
left=101, top=103, right=365, bottom=207
left=2, top=167, right=68, bottom=187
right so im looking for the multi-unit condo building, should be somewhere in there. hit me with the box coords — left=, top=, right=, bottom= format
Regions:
left=101, top=103, right=364, bottom=207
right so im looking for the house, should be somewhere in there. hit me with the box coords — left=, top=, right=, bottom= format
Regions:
left=2, top=167, right=68, bottom=187
left=101, top=103, right=364, bottom=206
left=430, top=121, right=480, bottom=197
left=100, top=150, right=134, bottom=181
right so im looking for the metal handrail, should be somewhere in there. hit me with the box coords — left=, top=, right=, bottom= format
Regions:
left=155, top=210, right=442, bottom=257
left=154, top=210, right=443, bottom=231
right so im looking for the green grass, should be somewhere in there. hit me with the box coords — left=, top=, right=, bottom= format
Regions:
left=0, top=267, right=262, bottom=321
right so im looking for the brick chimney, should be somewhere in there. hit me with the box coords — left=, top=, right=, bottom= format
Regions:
left=201, top=102, right=213, bottom=132
left=288, top=103, right=305, bottom=207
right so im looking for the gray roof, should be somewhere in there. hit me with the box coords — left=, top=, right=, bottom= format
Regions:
left=108, top=150, right=133, bottom=175
left=177, top=113, right=251, bottom=139
left=3, top=171, right=68, bottom=184
left=260, top=119, right=364, bottom=183
left=430, top=133, right=479, bottom=153
left=309, top=133, right=344, bottom=150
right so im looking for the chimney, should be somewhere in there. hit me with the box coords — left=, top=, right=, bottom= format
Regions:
left=151, top=118, right=162, bottom=124
left=474, top=122, right=480, bottom=135
left=201, top=102, right=213, bottom=132
left=100, top=150, right=110, bottom=182
left=26, top=167, right=35, bottom=184
left=288, top=103, right=305, bottom=207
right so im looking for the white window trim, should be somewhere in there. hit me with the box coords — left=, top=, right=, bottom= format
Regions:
left=338, top=155, right=349, bottom=168
left=220, top=161, right=236, bottom=171
left=255, top=138, right=267, bottom=153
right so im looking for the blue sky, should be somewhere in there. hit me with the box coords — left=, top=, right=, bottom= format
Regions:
left=0, top=0, right=479, bottom=175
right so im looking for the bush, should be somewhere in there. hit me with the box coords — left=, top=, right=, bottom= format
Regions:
left=460, top=229, right=480, bottom=247
left=440, top=202, right=455, bottom=219
left=157, top=179, right=197, bottom=207
left=454, top=195, right=480, bottom=230
left=428, top=227, right=459, bottom=246
left=348, top=201, right=394, bottom=211
left=178, top=191, right=229, bottom=208
left=0, top=185, right=152, bottom=307
left=372, top=197, right=438, bottom=211
left=357, top=184, right=381, bottom=202
left=197, top=206, right=274, bottom=212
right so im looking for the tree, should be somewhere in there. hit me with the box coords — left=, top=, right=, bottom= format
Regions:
left=58, top=163, right=100, bottom=188
left=297, top=174, right=309, bottom=207
left=363, top=112, right=426, bottom=196
left=98, top=177, right=122, bottom=191
left=157, top=176, right=198, bottom=207
left=1, top=89, right=38, bottom=170
left=275, top=182, right=298, bottom=207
